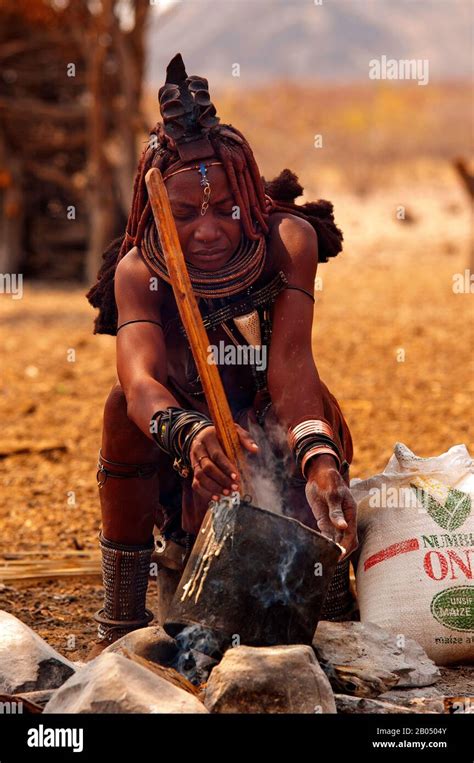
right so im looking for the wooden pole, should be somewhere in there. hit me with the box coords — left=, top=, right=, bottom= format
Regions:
left=145, top=167, right=252, bottom=492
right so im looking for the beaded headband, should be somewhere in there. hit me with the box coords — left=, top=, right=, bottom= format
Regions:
left=163, top=161, right=224, bottom=216
left=162, top=161, right=223, bottom=182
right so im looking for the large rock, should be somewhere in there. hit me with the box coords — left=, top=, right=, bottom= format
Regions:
left=313, top=621, right=440, bottom=695
left=204, top=644, right=336, bottom=714
left=43, top=652, right=208, bottom=714
left=0, top=611, right=75, bottom=694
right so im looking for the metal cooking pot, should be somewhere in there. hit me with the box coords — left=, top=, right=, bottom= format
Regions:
left=164, top=497, right=341, bottom=646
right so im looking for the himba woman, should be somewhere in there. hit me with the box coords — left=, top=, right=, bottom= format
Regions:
left=86, top=53, right=358, bottom=655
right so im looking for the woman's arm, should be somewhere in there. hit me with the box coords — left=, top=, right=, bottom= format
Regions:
left=114, top=247, right=256, bottom=501
left=267, top=217, right=327, bottom=429
left=267, top=216, right=358, bottom=556
left=115, top=248, right=180, bottom=437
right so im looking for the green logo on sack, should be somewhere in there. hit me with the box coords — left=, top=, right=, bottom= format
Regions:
left=431, top=586, right=474, bottom=632
left=410, top=484, right=471, bottom=531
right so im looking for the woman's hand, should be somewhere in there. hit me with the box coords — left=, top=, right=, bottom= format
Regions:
left=304, top=454, right=358, bottom=559
left=189, top=423, right=259, bottom=503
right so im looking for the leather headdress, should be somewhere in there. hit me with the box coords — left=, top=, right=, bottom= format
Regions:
left=158, top=53, right=220, bottom=163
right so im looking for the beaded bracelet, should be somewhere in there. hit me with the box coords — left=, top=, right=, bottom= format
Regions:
left=150, top=407, right=213, bottom=477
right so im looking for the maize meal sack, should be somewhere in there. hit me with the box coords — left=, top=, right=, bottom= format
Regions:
left=352, top=443, right=474, bottom=665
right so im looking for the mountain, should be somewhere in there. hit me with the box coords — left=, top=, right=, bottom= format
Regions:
left=145, top=0, right=472, bottom=86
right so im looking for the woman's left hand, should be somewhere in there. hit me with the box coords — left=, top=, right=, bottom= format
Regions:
left=304, top=454, right=358, bottom=559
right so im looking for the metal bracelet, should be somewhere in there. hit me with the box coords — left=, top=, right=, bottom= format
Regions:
left=96, top=450, right=159, bottom=488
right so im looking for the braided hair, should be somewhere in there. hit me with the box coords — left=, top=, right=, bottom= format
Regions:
left=86, top=122, right=343, bottom=335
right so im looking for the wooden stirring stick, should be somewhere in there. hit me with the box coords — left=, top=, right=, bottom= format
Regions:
left=145, top=167, right=252, bottom=494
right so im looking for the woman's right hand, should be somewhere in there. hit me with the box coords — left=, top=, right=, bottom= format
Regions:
left=189, top=424, right=259, bottom=503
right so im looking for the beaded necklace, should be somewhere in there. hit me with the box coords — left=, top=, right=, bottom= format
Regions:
left=140, top=224, right=267, bottom=299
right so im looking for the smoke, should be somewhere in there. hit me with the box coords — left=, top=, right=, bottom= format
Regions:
left=175, top=623, right=221, bottom=657
left=245, top=413, right=292, bottom=516
left=250, top=538, right=306, bottom=608
left=248, top=464, right=284, bottom=516
left=242, top=405, right=316, bottom=606
left=171, top=624, right=222, bottom=685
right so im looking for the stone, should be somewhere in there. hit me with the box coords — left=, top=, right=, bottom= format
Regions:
left=103, top=625, right=178, bottom=666
left=43, top=652, right=208, bottom=714
left=313, top=621, right=440, bottom=695
left=204, top=644, right=336, bottom=714
left=380, top=685, right=444, bottom=701
left=321, top=662, right=399, bottom=698
left=396, top=697, right=445, bottom=713
left=335, top=694, right=415, bottom=714
left=0, top=611, right=75, bottom=694
left=379, top=686, right=447, bottom=714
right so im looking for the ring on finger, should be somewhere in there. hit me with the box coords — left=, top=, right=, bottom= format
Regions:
left=192, top=454, right=210, bottom=470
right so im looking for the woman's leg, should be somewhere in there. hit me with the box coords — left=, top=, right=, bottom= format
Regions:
left=90, top=381, right=167, bottom=651
left=98, top=381, right=162, bottom=544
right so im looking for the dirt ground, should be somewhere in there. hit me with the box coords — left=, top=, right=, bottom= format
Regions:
left=0, top=179, right=473, bottom=684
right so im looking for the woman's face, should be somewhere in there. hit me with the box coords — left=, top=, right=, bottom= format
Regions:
left=165, top=164, right=242, bottom=271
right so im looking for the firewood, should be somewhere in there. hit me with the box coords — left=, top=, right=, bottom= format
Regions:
left=118, top=648, right=203, bottom=699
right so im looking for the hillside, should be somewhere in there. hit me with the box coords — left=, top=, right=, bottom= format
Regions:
left=146, top=0, right=472, bottom=85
